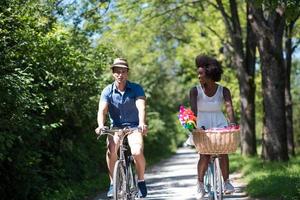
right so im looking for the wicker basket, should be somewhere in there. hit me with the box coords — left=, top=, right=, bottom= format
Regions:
left=192, top=128, right=240, bottom=154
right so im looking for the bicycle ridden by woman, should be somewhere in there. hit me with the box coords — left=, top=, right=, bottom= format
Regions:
left=95, top=58, right=148, bottom=198
left=189, top=55, right=236, bottom=199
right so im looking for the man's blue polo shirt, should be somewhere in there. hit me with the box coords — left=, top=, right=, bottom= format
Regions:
left=100, top=81, right=145, bottom=128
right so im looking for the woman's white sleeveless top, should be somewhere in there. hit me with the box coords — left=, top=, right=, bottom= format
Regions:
left=196, top=84, right=228, bottom=129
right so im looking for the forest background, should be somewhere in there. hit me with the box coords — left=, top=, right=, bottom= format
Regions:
left=1, top=0, right=300, bottom=200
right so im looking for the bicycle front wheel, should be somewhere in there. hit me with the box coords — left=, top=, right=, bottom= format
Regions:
left=213, top=157, right=223, bottom=200
left=113, top=160, right=127, bottom=200
left=127, top=159, right=137, bottom=199
left=204, top=162, right=214, bottom=200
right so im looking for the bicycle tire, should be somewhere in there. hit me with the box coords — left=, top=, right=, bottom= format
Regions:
left=113, top=160, right=127, bottom=200
left=127, top=158, right=137, bottom=199
left=204, top=162, right=214, bottom=199
left=213, top=157, right=223, bottom=200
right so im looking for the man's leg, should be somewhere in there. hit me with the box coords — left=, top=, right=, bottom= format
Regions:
left=128, top=130, right=145, bottom=180
left=128, top=130, right=147, bottom=197
left=106, top=136, right=119, bottom=181
left=106, top=135, right=119, bottom=197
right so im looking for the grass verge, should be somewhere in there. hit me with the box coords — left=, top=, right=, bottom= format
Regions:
left=229, top=152, right=300, bottom=200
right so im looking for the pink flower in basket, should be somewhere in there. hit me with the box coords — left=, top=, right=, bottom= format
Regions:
left=178, top=105, right=197, bottom=131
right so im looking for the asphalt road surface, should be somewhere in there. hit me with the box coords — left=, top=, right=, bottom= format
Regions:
left=91, top=147, right=255, bottom=200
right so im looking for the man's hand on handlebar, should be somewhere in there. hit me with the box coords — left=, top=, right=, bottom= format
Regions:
left=95, top=126, right=109, bottom=135
left=139, top=124, right=148, bottom=136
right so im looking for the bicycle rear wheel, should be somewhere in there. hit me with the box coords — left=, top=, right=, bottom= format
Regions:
left=213, top=157, right=223, bottom=200
left=113, top=160, right=127, bottom=200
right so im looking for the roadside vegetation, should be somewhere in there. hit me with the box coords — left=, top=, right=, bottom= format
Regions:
left=230, top=151, right=300, bottom=200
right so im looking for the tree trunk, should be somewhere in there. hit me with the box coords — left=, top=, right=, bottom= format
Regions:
left=238, top=63, right=256, bottom=156
left=240, top=5, right=256, bottom=155
left=249, top=3, right=288, bottom=161
left=216, top=0, right=257, bottom=156
left=259, top=46, right=288, bottom=161
left=284, top=22, right=295, bottom=156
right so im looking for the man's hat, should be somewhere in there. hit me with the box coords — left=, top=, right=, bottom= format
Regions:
left=111, top=58, right=129, bottom=69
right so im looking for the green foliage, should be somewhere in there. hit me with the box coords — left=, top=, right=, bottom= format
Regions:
left=58, top=0, right=111, bottom=34
left=0, top=0, right=113, bottom=199
left=292, top=59, right=300, bottom=147
left=1, top=0, right=193, bottom=199
left=255, top=67, right=263, bottom=141
left=251, top=0, right=300, bottom=21
left=220, top=67, right=241, bottom=121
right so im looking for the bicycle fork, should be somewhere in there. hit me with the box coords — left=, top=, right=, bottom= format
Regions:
left=205, top=157, right=223, bottom=200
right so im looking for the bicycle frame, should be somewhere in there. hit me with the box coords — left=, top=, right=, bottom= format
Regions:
left=116, top=130, right=138, bottom=200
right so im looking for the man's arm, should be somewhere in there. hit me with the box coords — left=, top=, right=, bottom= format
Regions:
left=136, top=97, right=147, bottom=135
left=95, top=101, right=109, bottom=134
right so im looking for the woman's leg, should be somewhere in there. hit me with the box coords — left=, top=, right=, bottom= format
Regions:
left=220, top=154, right=229, bottom=181
left=197, top=154, right=210, bottom=182
left=196, top=154, right=210, bottom=198
left=220, top=154, right=235, bottom=193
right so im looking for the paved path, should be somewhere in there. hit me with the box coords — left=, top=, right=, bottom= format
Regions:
left=92, top=147, right=254, bottom=200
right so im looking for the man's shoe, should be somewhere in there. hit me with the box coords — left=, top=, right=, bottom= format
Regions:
left=196, top=181, right=205, bottom=199
left=137, top=181, right=147, bottom=198
left=224, top=180, right=235, bottom=194
left=106, top=184, right=113, bottom=198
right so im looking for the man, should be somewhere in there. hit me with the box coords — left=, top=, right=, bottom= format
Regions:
left=95, top=58, right=148, bottom=198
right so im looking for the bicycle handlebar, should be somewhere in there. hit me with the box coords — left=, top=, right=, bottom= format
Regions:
left=97, top=127, right=141, bottom=140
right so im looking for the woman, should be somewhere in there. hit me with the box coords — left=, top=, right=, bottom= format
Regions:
left=190, top=55, right=236, bottom=199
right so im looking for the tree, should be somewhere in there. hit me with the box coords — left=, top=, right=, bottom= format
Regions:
left=284, top=13, right=300, bottom=156
left=247, top=1, right=299, bottom=161
left=211, top=0, right=257, bottom=156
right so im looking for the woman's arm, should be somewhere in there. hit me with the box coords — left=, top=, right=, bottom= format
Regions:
left=189, top=87, right=198, bottom=117
left=223, top=87, right=235, bottom=124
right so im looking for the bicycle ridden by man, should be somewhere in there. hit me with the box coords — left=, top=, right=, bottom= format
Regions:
left=95, top=58, right=148, bottom=198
